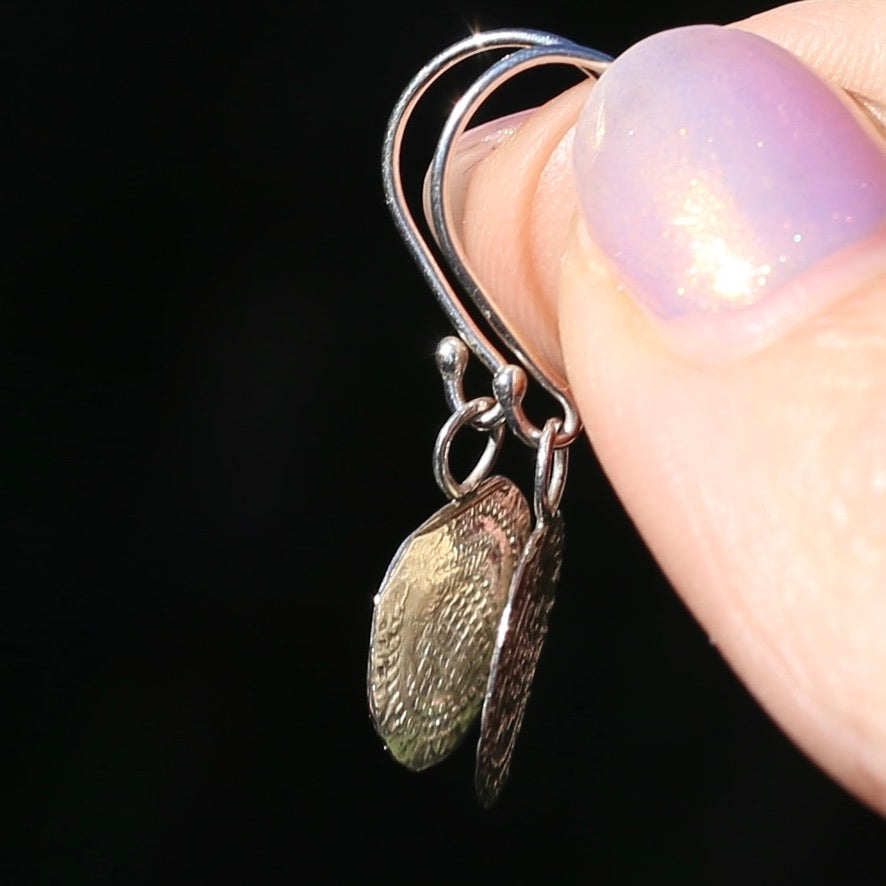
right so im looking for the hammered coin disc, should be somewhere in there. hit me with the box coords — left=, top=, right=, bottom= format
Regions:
left=367, top=476, right=531, bottom=772
left=475, top=511, right=565, bottom=807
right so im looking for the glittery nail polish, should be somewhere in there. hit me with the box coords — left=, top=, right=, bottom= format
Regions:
left=573, top=25, right=886, bottom=356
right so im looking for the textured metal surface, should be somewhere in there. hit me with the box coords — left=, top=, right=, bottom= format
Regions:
left=476, top=511, right=565, bottom=807
left=368, top=476, right=531, bottom=772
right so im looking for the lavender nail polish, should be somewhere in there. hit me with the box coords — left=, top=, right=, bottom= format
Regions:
left=573, top=26, right=886, bottom=337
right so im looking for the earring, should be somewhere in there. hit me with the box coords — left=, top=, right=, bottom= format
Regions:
left=368, top=29, right=611, bottom=807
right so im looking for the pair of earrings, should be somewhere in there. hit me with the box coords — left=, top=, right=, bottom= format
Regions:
left=367, top=29, right=611, bottom=807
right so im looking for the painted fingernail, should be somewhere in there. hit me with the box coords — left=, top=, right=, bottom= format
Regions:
left=455, top=110, right=536, bottom=169
left=573, top=25, right=886, bottom=358
left=426, top=109, right=535, bottom=232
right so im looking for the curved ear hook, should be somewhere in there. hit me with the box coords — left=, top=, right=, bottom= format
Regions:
left=382, top=29, right=611, bottom=448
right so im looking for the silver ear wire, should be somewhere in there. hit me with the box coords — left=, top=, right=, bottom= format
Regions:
left=382, top=29, right=609, bottom=448
left=370, top=29, right=612, bottom=807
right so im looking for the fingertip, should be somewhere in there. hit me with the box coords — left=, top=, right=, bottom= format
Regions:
left=461, top=80, right=595, bottom=380
left=558, top=211, right=886, bottom=816
left=459, top=17, right=886, bottom=813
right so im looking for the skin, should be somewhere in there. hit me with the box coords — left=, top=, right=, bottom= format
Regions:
left=461, top=0, right=886, bottom=814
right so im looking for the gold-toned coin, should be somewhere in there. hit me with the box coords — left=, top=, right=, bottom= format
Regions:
left=368, top=476, right=530, bottom=772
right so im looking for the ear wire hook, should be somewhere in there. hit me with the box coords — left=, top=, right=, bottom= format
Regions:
left=428, top=40, right=610, bottom=447
left=371, top=29, right=614, bottom=803
left=382, top=29, right=611, bottom=450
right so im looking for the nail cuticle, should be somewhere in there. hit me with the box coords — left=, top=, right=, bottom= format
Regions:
left=847, top=91, right=886, bottom=140
left=660, top=231, right=886, bottom=363
left=574, top=220, right=886, bottom=364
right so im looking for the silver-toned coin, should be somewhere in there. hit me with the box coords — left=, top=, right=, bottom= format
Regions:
left=368, top=476, right=531, bottom=772
left=475, top=511, right=565, bottom=807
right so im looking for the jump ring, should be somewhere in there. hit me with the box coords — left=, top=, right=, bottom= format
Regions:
left=534, top=417, right=568, bottom=519
left=433, top=397, right=506, bottom=499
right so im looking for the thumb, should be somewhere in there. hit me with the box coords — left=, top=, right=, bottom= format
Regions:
left=462, top=10, right=886, bottom=812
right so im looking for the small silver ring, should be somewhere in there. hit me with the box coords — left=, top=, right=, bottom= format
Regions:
left=434, top=397, right=506, bottom=499
left=534, top=417, right=568, bottom=519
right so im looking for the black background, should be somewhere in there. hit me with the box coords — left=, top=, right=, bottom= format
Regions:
left=9, top=1, right=886, bottom=882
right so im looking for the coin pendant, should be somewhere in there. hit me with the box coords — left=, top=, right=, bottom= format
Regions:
left=475, top=511, right=565, bottom=807
left=368, top=476, right=531, bottom=772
